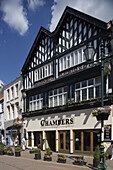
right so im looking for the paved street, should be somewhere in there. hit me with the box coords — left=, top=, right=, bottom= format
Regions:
left=0, top=150, right=113, bottom=170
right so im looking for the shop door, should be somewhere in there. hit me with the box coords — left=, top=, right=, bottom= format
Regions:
left=46, top=131, right=55, bottom=151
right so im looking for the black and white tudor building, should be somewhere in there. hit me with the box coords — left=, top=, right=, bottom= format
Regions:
left=21, top=6, right=113, bottom=154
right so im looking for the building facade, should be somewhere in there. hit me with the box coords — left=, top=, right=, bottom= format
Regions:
left=0, top=94, right=4, bottom=142
left=21, top=7, right=113, bottom=154
left=4, top=76, right=23, bottom=146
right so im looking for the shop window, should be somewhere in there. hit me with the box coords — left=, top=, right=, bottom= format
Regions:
left=74, top=131, right=81, bottom=150
left=60, top=132, right=63, bottom=149
left=28, top=132, right=31, bottom=146
left=93, top=131, right=101, bottom=151
left=65, top=131, right=70, bottom=150
left=83, top=131, right=90, bottom=151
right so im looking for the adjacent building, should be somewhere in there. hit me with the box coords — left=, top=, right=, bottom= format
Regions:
left=21, top=6, right=113, bottom=154
left=4, top=76, right=23, bottom=146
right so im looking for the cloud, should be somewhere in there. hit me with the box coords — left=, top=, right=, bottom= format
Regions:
left=0, top=0, right=29, bottom=35
left=27, top=0, right=45, bottom=11
left=49, top=0, right=113, bottom=32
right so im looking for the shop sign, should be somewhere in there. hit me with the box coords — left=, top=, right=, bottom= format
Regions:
left=40, top=118, right=73, bottom=127
left=6, top=130, right=17, bottom=134
left=104, top=125, right=111, bottom=141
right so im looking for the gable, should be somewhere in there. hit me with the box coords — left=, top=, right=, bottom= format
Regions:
left=21, top=6, right=107, bottom=74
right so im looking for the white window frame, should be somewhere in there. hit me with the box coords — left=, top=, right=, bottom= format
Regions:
left=75, top=77, right=101, bottom=102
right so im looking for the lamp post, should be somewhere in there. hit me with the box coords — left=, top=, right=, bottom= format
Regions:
left=84, top=41, right=107, bottom=170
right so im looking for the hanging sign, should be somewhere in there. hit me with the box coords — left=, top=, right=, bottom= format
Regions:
left=104, top=125, right=111, bottom=141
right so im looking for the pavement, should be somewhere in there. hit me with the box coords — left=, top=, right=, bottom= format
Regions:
left=20, top=149, right=113, bottom=170
left=0, top=149, right=113, bottom=169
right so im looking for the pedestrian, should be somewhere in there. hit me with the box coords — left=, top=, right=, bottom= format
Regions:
left=110, top=141, right=113, bottom=160
left=21, top=137, right=25, bottom=151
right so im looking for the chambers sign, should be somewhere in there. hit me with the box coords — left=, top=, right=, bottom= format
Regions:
left=40, top=118, right=73, bottom=127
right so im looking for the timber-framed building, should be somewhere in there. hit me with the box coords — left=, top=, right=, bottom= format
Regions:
left=21, top=6, right=113, bottom=154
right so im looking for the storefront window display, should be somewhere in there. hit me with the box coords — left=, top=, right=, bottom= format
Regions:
left=74, top=131, right=81, bottom=150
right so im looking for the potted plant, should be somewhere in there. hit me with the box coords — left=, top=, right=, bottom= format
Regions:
left=105, top=151, right=109, bottom=160
left=57, top=154, right=66, bottom=163
left=0, top=142, right=4, bottom=155
left=29, top=148, right=35, bottom=154
left=93, top=145, right=100, bottom=168
left=46, top=147, right=52, bottom=155
left=15, top=146, right=21, bottom=157
left=7, top=146, right=14, bottom=156
left=4, top=148, right=7, bottom=155
left=34, top=148, right=41, bottom=160
left=92, top=107, right=111, bottom=121
left=74, top=156, right=84, bottom=166
left=44, top=151, right=52, bottom=161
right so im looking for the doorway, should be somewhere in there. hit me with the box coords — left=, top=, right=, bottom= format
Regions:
left=46, top=131, right=55, bottom=151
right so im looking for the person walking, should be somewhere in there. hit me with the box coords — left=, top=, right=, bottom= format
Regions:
left=110, top=141, right=113, bottom=160
left=21, top=137, right=25, bottom=151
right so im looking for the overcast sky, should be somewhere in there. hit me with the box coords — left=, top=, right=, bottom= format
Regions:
left=0, top=0, right=113, bottom=85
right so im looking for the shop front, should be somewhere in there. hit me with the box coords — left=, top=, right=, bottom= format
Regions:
left=25, top=107, right=113, bottom=154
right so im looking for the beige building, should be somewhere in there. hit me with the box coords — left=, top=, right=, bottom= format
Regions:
left=4, top=76, right=23, bottom=146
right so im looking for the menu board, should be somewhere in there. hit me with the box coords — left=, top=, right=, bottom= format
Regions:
left=104, top=125, right=111, bottom=141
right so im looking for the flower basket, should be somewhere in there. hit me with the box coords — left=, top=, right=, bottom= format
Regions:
left=57, top=155, right=66, bottom=163
left=44, top=152, right=52, bottom=161
left=74, top=156, right=84, bottom=166
left=0, top=142, right=4, bottom=155
left=15, top=146, right=21, bottom=157
left=7, top=146, right=14, bottom=156
left=13, top=122, right=23, bottom=128
left=92, top=107, right=111, bottom=121
left=34, top=153, right=41, bottom=160
left=29, top=148, right=35, bottom=154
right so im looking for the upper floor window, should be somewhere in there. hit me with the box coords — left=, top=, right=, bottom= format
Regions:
left=15, top=84, right=18, bottom=97
left=35, top=62, right=53, bottom=82
left=7, top=106, right=10, bottom=120
left=11, top=87, right=14, bottom=99
left=49, top=87, right=67, bottom=107
left=29, top=94, right=43, bottom=111
left=11, top=105, right=14, bottom=119
left=7, top=89, right=10, bottom=101
left=59, top=46, right=86, bottom=72
left=16, top=103, right=19, bottom=117
left=75, top=76, right=101, bottom=102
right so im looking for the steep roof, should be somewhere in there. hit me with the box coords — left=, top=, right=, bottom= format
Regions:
left=21, top=6, right=107, bottom=74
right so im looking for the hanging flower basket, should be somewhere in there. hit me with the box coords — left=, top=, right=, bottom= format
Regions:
left=13, top=122, right=23, bottom=128
left=92, top=107, right=111, bottom=121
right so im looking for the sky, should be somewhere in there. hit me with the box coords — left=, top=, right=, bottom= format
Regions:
left=0, top=0, right=113, bottom=86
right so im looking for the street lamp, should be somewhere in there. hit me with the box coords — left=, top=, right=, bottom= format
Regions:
left=84, top=41, right=111, bottom=170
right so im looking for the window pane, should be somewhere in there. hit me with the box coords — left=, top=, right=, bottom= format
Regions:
left=95, top=76, right=100, bottom=84
left=79, top=49, right=82, bottom=63
left=74, top=131, right=81, bottom=150
left=59, top=95, right=62, bottom=105
left=49, top=97, right=53, bottom=107
left=71, top=53, right=74, bottom=66
left=96, top=86, right=101, bottom=98
left=75, top=83, right=80, bottom=89
left=60, top=132, right=63, bottom=149
left=82, top=89, right=87, bottom=100
left=64, top=56, right=66, bottom=69
left=93, top=131, right=101, bottom=151
left=89, top=87, right=94, bottom=99
left=82, top=81, right=87, bottom=87
left=54, top=96, right=57, bottom=107
left=84, top=131, right=90, bottom=151
left=67, top=55, right=70, bottom=67
left=65, top=131, right=70, bottom=150
left=88, top=79, right=93, bottom=86
left=76, top=91, right=80, bottom=102
left=63, top=94, right=67, bottom=105
left=75, top=51, right=78, bottom=65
